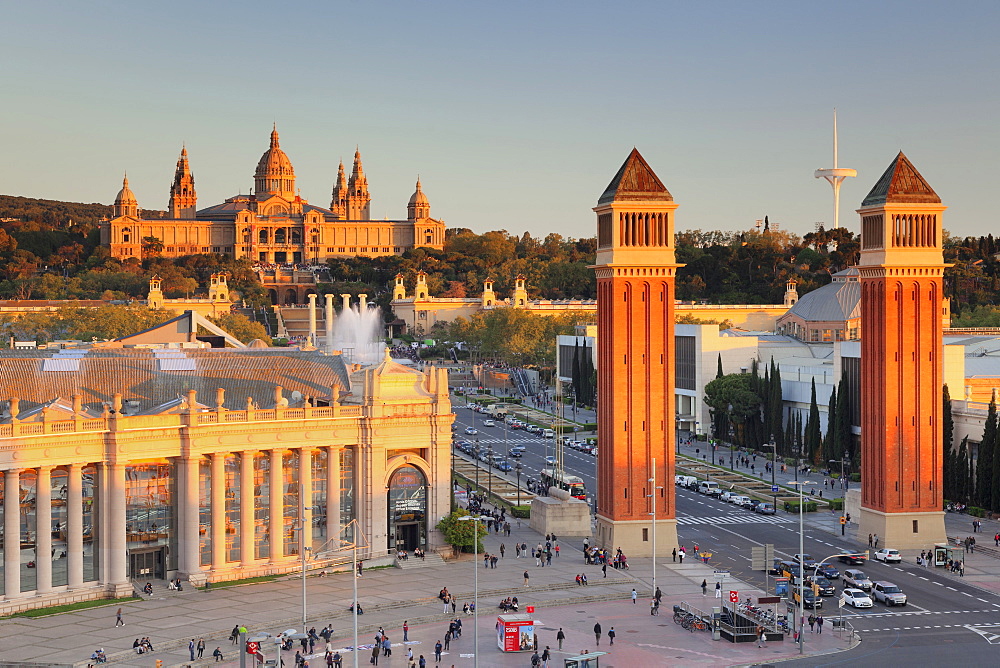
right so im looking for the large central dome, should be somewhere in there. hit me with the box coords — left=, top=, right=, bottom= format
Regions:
left=254, top=125, right=296, bottom=199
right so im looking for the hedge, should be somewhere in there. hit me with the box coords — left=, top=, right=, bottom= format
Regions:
left=849, top=473, right=861, bottom=482
left=828, top=498, right=844, bottom=510
left=968, top=506, right=987, bottom=518
left=783, top=500, right=819, bottom=513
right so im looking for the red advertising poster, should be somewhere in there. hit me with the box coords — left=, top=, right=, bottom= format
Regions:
left=496, top=615, right=536, bottom=652
left=245, top=641, right=260, bottom=656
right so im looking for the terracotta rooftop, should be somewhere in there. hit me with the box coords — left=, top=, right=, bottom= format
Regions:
left=861, top=151, right=941, bottom=207
left=598, top=148, right=673, bottom=204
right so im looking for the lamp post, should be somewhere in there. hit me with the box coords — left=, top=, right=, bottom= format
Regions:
left=458, top=515, right=488, bottom=667
left=647, top=458, right=663, bottom=595
left=297, top=499, right=319, bottom=632
left=515, top=462, right=523, bottom=508
left=487, top=445, right=494, bottom=501
left=790, top=480, right=812, bottom=655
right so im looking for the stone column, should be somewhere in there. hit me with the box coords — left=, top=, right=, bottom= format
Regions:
left=66, top=464, right=84, bottom=588
left=308, top=293, right=318, bottom=347
left=4, top=469, right=21, bottom=597
left=105, top=463, right=128, bottom=593
left=35, top=466, right=53, bottom=593
left=179, top=456, right=202, bottom=582
left=324, top=293, right=335, bottom=353
left=211, top=453, right=226, bottom=570
left=326, top=447, right=341, bottom=544
left=240, top=452, right=255, bottom=566
left=269, top=449, right=284, bottom=561
left=299, top=449, right=313, bottom=556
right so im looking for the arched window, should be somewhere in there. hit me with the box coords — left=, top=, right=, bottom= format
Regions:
left=259, top=229, right=269, bottom=244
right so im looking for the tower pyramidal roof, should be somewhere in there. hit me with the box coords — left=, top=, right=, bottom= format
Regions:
left=598, top=148, right=673, bottom=204
left=861, top=151, right=940, bottom=207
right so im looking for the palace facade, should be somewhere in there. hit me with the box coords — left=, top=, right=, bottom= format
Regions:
left=99, top=127, right=447, bottom=263
left=0, top=344, right=453, bottom=613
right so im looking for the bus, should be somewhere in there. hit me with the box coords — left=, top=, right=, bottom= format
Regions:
left=540, top=468, right=587, bottom=500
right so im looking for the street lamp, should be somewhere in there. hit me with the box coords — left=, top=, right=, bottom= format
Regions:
left=647, top=457, right=663, bottom=594
left=789, top=480, right=813, bottom=655
left=457, top=514, right=489, bottom=667
left=829, top=457, right=849, bottom=491
left=515, top=462, right=523, bottom=508
left=297, top=500, right=319, bottom=632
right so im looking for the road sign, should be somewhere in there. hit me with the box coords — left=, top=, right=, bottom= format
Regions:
left=771, top=485, right=779, bottom=493
left=526, top=606, right=535, bottom=613
left=758, top=596, right=781, bottom=604
left=840, top=516, right=847, bottom=524
left=713, top=569, right=730, bottom=582
left=729, top=591, right=739, bottom=603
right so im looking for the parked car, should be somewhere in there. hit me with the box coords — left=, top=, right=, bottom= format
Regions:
left=814, top=563, right=840, bottom=580
left=756, top=502, right=776, bottom=515
left=719, top=490, right=735, bottom=503
left=843, top=569, right=873, bottom=591
left=872, top=581, right=907, bottom=606
left=730, top=495, right=750, bottom=506
left=483, top=419, right=496, bottom=427
left=698, top=481, right=722, bottom=496
left=873, top=548, right=902, bottom=563
left=840, top=588, right=873, bottom=608
left=747, top=498, right=763, bottom=511
left=496, top=461, right=513, bottom=472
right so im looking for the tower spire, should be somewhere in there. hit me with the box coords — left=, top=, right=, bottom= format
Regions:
left=169, top=145, right=197, bottom=219
left=814, top=109, right=857, bottom=229
left=347, top=147, right=371, bottom=220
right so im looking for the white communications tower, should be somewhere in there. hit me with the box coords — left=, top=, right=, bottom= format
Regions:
left=814, top=110, right=857, bottom=229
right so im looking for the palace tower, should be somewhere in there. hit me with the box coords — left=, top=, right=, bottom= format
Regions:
left=593, top=149, right=680, bottom=554
left=857, top=152, right=947, bottom=548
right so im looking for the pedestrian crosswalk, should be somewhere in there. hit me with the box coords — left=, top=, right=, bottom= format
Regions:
left=676, top=514, right=794, bottom=526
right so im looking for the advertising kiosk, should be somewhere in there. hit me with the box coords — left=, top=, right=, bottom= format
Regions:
left=496, top=614, right=537, bottom=652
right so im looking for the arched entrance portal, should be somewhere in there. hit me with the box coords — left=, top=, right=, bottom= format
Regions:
left=387, top=465, right=427, bottom=552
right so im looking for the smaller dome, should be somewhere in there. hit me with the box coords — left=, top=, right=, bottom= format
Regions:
left=116, top=175, right=137, bottom=205
left=247, top=338, right=270, bottom=348
left=408, top=178, right=428, bottom=206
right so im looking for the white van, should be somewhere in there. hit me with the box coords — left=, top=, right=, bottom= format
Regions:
left=698, top=481, right=721, bottom=496
left=542, top=429, right=555, bottom=439
left=675, top=475, right=697, bottom=487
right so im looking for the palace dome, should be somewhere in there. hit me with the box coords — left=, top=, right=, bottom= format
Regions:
left=254, top=126, right=296, bottom=199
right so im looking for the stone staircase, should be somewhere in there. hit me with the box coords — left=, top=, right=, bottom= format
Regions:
left=394, top=551, right=447, bottom=570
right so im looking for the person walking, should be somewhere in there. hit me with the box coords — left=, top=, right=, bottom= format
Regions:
left=816, top=615, right=824, bottom=634
left=541, top=646, right=551, bottom=667
left=701, top=579, right=708, bottom=596
left=434, top=640, right=443, bottom=663
left=556, top=628, right=565, bottom=650
left=231, top=625, right=240, bottom=645
left=678, top=550, right=685, bottom=563
left=524, top=570, right=530, bottom=587
left=868, top=533, right=873, bottom=547
left=370, top=644, right=379, bottom=666
left=607, top=627, right=616, bottom=646
left=593, top=622, right=602, bottom=646
left=631, top=589, right=637, bottom=604
left=874, top=534, right=879, bottom=549
left=715, top=581, right=722, bottom=598
left=808, top=614, right=815, bottom=632
left=672, top=548, right=677, bottom=562
left=115, top=608, right=125, bottom=627
left=500, top=543, right=505, bottom=558
left=756, top=626, right=767, bottom=648
left=602, top=562, right=607, bottom=578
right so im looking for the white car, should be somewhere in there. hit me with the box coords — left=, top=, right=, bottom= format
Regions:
left=464, top=427, right=479, bottom=435
left=483, top=419, right=496, bottom=427
left=873, top=548, right=902, bottom=563
left=841, top=588, right=873, bottom=608
left=545, top=456, right=557, bottom=465
left=719, top=491, right=735, bottom=502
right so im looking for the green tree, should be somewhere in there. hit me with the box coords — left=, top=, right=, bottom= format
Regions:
left=704, top=373, right=761, bottom=447
left=205, top=312, right=270, bottom=345
left=977, top=396, right=997, bottom=509
left=805, top=379, right=822, bottom=464
left=835, top=377, right=852, bottom=463
left=436, top=508, right=486, bottom=553
left=824, top=385, right=839, bottom=463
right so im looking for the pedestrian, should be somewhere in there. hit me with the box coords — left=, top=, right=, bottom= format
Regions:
left=996, top=533, right=1000, bottom=547
left=231, top=625, right=240, bottom=645
left=189, top=639, right=196, bottom=661
left=715, top=581, right=722, bottom=598
left=678, top=550, right=685, bottom=563
left=602, top=562, right=607, bottom=578
left=874, top=533, right=879, bottom=549
left=808, top=614, right=815, bottom=632
left=542, top=646, right=551, bottom=667
left=631, top=588, right=637, bottom=604
left=403, top=621, right=409, bottom=642
left=756, top=626, right=767, bottom=648
left=333, top=652, right=342, bottom=668
left=383, top=637, right=391, bottom=657
left=197, top=638, right=206, bottom=658
left=452, top=597, right=457, bottom=613
left=557, top=628, right=565, bottom=650
left=371, top=644, right=379, bottom=665
left=418, top=655, right=426, bottom=668
left=655, top=586, right=662, bottom=602
left=434, top=640, right=443, bottom=662
left=672, top=548, right=677, bottom=563
left=816, top=615, right=824, bottom=634
left=524, top=570, right=530, bottom=587
left=868, top=533, right=873, bottom=547
left=115, top=608, right=125, bottom=627
left=701, top=579, right=708, bottom=596
left=213, top=647, right=224, bottom=662
left=594, top=622, right=602, bottom=646
left=500, top=543, right=505, bottom=558
left=607, top=627, right=616, bottom=645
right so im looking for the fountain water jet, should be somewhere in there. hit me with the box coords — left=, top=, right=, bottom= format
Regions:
left=329, top=293, right=384, bottom=365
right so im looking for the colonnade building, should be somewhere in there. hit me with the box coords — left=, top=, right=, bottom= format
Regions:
left=0, top=345, right=452, bottom=614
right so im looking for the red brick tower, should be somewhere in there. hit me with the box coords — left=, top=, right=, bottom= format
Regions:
left=593, top=149, right=679, bottom=554
left=857, top=152, right=947, bottom=549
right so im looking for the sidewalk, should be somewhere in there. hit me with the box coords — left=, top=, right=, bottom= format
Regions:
left=0, top=504, right=852, bottom=668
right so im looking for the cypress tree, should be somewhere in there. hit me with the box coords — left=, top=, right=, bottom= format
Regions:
left=943, top=384, right=954, bottom=456
left=976, top=396, right=997, bottom=509
left=582, top=342, right=596, bottom=406
left=825, top=385, right=838, bottom=464
left=835, top=377, right=852, bottom=464
left=991, top=397, right=1000, bottom=510
left=957, top=436, right=971, bottom=503
left=770, top=360, right=784, bottom=453
left=784, top=411, right=795, bottom=458
left=806, top=378, right=822, bottom=463
left=717, top=353, right=724, bottom=379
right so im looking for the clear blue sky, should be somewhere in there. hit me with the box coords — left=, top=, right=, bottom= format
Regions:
left=3, top=1, right=997, bottom=240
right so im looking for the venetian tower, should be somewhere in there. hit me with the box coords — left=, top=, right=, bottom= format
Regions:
left=592, top=149, right=680, bottom=554
left=168, top=146, right=197, bottom=219
left=347, top=149, right=371, bottom=220
left=857, top=152, right=947, bottom=549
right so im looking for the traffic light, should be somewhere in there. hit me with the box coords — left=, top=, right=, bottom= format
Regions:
left=812, top=583, right=820, bottom=597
